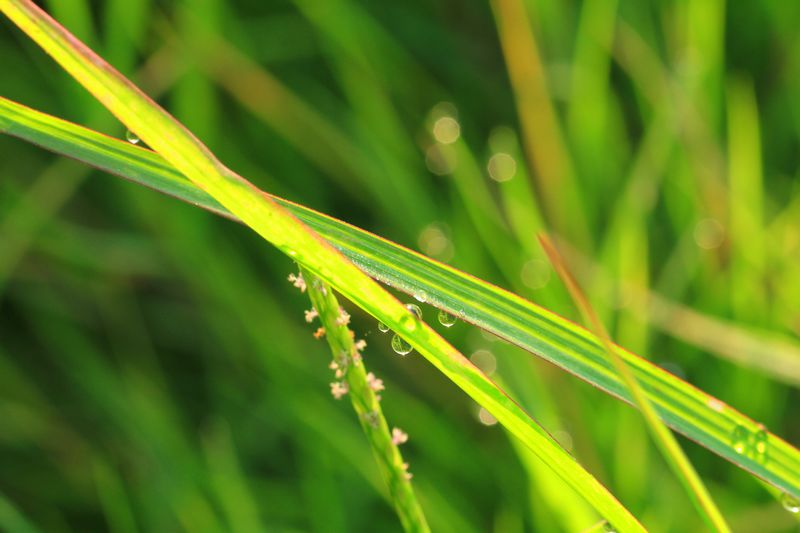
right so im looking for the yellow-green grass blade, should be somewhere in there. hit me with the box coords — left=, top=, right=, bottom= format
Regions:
left=2, top=95, right=799, bottom=502
left=540, top=234, right=730, bottom=532
left=0, top=2, right=643, bottom=530
left=489, top=0, right=590, bottom=246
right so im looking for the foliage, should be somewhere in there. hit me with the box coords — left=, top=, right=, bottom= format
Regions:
left=1, top=0, right=799, bottom=531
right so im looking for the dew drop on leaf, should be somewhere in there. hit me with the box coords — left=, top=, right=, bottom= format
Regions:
left=398, top=314, right=417, bottom=332
left=125, top=129, right=140, bottom=144
left=781, top=492, right=800, bottom=513
left=437, top=309, right=457, bottom=327
left=730, top=425, right=750, bottom=454
left=753, top=425, right=768, bottom=461
left=377, top=322, right=389, bottom=333
left=391, top=334, right=413, bottom=356
left=405, top=303, right=422, bottom=318
left=398, top=303, right=421, bottom=332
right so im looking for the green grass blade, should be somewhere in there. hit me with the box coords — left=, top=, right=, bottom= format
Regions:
left=726, top=76, right=766, bottom=323
left=489, top=0, right=590, bottom=246
left=1, top=95, right=799, bottom=502
left=0, top=492, right=42, bottom=533
left=540, top=234, right=730, bottom=532
left=201, top=421, right=265, bottom=533
left=0, top=2, right=644, bottom=530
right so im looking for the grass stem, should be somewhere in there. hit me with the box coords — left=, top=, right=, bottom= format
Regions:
left=299, top=266, right=430, bottom=533
left=540, top=234, right=731, bottom=532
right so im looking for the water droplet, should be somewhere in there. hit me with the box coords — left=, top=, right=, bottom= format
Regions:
left=414, top=291, right=428, bottom=303
left=377, top=322, right=389, bottom=333
left=731, top=425, right=750, bottom=454
left=398, top=314, right=417, bottom=332
left=781, top=492, right=800, bottom=513
left=391, top=334, right=413, bottom=356
left=753, top=426, right=768, bottom=461
left=398, top=303, right=422, bottom=332
left=602, top=522, right=617, bottom=533
left=437, top=309, right=457, bottom=327
left=125, top=129, right=140, bottom=144
left=405, top=303, right=422, bottom=319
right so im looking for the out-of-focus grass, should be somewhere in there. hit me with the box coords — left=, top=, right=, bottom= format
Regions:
left=1, top=0, right=799, bottom=531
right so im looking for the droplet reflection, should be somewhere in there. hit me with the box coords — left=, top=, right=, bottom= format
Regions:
left=731, top=425, right=750, bottom=455
left=437, top=309, right=457, bottom=328
left=781, top=492, right=800, bottom=513
left=391, top=334, right=413, bottom=356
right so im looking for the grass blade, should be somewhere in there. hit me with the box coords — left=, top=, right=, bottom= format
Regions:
left=0, top=492, right=41, bottom=533
left=539, top=234, right=730, bottom=532
left=489, top=0, right=589, bottom=245
left=0, top=2, right=644, bottom=530
left=1, top=95, right=799, bottom=502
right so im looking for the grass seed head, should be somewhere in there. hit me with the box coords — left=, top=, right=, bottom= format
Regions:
left=330, top=381, right=348, bottom=400
left=392, top=427, right=409, bottom=445
left=287, top=272, right=306, bottom=292
left=304, top=308, right=319, bottom=323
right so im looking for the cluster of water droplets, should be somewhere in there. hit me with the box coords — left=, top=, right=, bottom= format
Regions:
left=376, top=302, right=459, bottom=355
left=726, top=422, right=800, bottom=514
left=708, top=423, right=800, bottom=515
left=371, top=305, right=800, bottom=516
left=730, top=424, right=769, bottom=462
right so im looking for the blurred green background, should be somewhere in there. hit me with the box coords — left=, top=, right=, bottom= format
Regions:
left=1, top=0, right=799, bottom=531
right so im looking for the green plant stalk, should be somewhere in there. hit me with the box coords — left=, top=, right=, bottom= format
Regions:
left=1, top=96, right=798, bottom=502
left=539, top=234, right=731, bottom=532
left=299, top=267, right=429, bottom=533
left=489, top=0, right=589, bottom=246
left=0, top=2, right=644, bottom=530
